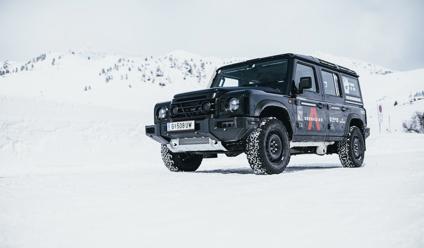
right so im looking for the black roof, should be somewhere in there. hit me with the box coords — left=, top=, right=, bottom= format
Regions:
left=218, top=53, right=359, bottom=77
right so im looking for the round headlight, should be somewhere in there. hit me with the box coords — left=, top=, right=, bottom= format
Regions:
left=158, top=107, right=167, bottom=119
left=228, top=98, right=240, bottom=112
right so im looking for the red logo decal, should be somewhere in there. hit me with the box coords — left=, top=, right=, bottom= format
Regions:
left=308, top=107, right=320, bottom=131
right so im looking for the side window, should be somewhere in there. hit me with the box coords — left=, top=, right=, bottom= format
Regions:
left=333, top=74, right=341, bottom=96
left=295, top=63, right=317, bottom=93
left=321, top=70, right=342, bottom=96
left=218, top=77, right=239, bottom=87
left=342, top=76, right=361, bottom=97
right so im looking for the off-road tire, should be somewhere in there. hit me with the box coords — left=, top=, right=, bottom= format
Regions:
left=161, top=145, right=203, bottom=172
left=338, top=126, right=365, bottom=168
left=245, top=117, right=291, bottom=175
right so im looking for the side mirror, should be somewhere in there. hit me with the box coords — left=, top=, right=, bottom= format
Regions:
left=298, top=77, right=312, bottom=94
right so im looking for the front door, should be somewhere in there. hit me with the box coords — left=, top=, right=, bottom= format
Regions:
left=293, top=62, right=327, bottom=141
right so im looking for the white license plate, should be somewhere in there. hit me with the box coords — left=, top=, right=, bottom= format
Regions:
left=167, top=120, right=195, bottom=132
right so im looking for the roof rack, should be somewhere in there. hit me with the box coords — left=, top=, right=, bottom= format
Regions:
left=318, top=59, right=338, bottom=69
left=218, top=53, right=359, bottom=77
left=318, top=58, right=357, bottom=76
left=338, top=65, right=357, bottom=75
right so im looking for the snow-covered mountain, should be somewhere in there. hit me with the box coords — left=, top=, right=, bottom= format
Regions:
left=1, top=50, right=422, bottom=131
left=0, top=50, right=244, bottom=112
left=0, top=50, right=393, bottom=90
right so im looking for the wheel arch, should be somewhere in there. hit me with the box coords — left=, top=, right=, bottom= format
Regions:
left=345, top=114, right=366, bottom=138
left=255, top=101, right=293, bottom=140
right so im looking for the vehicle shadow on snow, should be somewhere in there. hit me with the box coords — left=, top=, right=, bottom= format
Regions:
left=196, top=163, right=340, bottom=175
left=196, top=168, right=253, bottom=174
left=285, top=164, right=340, bottom=173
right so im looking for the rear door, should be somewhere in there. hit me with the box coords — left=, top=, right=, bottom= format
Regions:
left=293, top=62, right=328, bottom=141
left=320, top=69, right=347, bottom=138
left=340, top=74, right=365, bottom=128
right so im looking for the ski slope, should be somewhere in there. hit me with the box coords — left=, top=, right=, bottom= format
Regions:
left=0, top=51, right=424, bottom=248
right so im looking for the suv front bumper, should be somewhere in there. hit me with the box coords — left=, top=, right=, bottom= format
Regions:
left=145, top=117, right=259, bottom=151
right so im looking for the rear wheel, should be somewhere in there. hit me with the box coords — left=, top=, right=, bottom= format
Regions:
left=245, top=118, right=291, bottom=175
left=161, top=145, right=203, bottom=172
left=338, top=126, right=365, bottom=168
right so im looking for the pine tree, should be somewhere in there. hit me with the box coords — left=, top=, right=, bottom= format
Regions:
left=156, top=67, right=164, bottom=77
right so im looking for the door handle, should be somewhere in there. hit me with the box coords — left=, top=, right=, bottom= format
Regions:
left=341, top=106, right=349, bottom=112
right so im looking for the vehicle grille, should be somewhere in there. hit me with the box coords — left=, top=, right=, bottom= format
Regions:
left=170, top=94, right=216, bottom=120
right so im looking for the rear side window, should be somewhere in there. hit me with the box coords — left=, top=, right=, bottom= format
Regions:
left=321, top=70, right=341, bottom=96
left=295, top=63, right=317, bottom=93
left=342, top=76, right=361, bottom=97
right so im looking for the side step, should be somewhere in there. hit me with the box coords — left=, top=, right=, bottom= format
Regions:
left=290, top=141, right=335, bottom=155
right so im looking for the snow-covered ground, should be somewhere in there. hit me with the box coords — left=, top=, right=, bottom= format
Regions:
left=1, top=51, right=423, bottom=248
left=1, top=133, right=423, bottom=248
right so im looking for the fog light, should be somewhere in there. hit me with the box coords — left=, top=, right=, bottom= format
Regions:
left=202, top=102, right=211, bottom=112
left=172, top=106, right=179, bottom=115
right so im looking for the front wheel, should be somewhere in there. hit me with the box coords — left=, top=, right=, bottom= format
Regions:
left=245, top=118, right=291, bottom=175
left=161, top=145, right=203, bottom=172
left=338, top=126, right=365, bottom=168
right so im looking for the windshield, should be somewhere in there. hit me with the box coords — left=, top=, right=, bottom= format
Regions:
left=211, top=59, right=289, bottom=91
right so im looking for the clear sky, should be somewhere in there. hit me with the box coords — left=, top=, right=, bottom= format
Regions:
left=0, top=0, right=423, bottom=70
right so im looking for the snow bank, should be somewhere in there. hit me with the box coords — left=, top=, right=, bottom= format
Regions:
left=0, top=96, right=154, bottom=174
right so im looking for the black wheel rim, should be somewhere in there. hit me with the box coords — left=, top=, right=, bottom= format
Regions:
left=352, top=136, right=363, bottom=160
left=266, top=133, right=284, bottom=162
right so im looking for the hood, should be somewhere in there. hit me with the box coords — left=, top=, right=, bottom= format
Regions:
left=173, top=87, right=281, bottom=100
left=173, top=87, right=236, bottom=100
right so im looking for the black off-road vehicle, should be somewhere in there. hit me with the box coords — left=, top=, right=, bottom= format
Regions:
left=146, top=53, right=370, bottom=174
